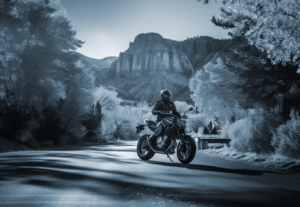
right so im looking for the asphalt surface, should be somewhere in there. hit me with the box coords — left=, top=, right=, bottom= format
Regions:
left=0, top=140, right=299, bottom=207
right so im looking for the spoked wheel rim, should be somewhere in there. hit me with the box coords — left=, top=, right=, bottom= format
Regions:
left=178, top=140, right=192, bottom=161
left=137, top=135, right=151, bottom=157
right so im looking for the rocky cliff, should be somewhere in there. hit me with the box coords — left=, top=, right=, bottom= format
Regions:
left=110, top=33, right=195, bottom=78
left=100, top=33, right=231, bottom=104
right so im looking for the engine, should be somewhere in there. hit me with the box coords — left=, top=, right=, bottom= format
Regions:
left=156, top=135, right=170, bottom=149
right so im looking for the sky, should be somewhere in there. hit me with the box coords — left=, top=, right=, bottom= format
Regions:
left=61, top=0, right=229, bottom=59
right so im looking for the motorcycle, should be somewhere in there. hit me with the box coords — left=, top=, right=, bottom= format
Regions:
left=136, top=107, right=196, bottom=164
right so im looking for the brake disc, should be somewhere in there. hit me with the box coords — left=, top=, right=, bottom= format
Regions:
left=141, top=140, right=149, bottom=152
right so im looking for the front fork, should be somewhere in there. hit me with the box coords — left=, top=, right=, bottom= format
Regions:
left=179, top=135, right=191, bottom=152
left=175, top=126, right=187, bottom=149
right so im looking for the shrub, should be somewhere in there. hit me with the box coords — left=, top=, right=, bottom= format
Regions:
left=105, top=102, right=153, bottom=140
left=174, top=101, right=193, bottom=114
left=272, top=110, right=300, bottom=159
left=81, top=101, right=103, bottom=141
left=186, top=113, right=207, bottom=133
left=228, top=108, right=282, bottom=154
left=219, top=121, right=231, bottom=139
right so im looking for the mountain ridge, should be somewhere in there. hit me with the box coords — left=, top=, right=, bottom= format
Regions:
left=97, top=33, right=231, bottom=104
left=70, top=51, right=118, bottom=70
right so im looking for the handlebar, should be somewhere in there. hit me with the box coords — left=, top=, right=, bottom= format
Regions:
left=159, top=112, right=188, bottom=119
left=136, top=124, right=145, bottom=134
left=159, top=112, right=176, bottom=116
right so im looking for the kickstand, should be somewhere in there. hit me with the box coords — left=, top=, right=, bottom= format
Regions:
left=166, top=154, right=174, bottom=162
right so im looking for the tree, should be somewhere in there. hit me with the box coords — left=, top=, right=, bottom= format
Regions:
left=223, top=37, right=300, bottom=109
left=0, top=0, right=84, bottom=111
left=198, top=0, right=300, bottom=72
left=93, top=86, right=122, bottom=111
left=0, top=0, right=93, bottom=144
left=0, top=0, right=24, bottom=100
left=189, top=58, right=242, bottom=122
left=81, top=101, right=103, bottom=141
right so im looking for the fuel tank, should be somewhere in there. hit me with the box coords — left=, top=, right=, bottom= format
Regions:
left=144, top=119, right=157, bottom=131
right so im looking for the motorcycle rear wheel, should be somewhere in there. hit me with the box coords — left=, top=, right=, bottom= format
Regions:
left=177, top=136, right=196, bottom=164
left=137, top=134, right=155, bottom=160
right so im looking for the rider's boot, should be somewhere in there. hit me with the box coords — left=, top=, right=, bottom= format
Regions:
left=147, top=134, right=158, bottom=151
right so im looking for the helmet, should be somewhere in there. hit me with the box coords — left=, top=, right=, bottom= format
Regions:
left=161, top=89, right=172, bottom=103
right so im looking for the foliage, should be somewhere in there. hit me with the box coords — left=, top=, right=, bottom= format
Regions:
left=224, top=37, right=300, bottom=109
left=198, top=0, right=300, bottom=72
left=0, top=0, right=84, bottom=111
left=0, top=0, right=95, bottom=145
left=92, top=87, right=152, bottom=140
left=272, top=110, right=300, bottom=159
left=105, top=103, right=153, bottom=140
left=174, top=101, right=193, bottom=114
left=219, top=121, right=231, bottom=139
left=93, top=86, right=122, bottom=111
left=186, top=113, right=208, bottom=134
left=189, top=58, right=244, bottom=122
left=81, top=101, right=103, bottom=141
left=227, top=108, right=282, bottom=154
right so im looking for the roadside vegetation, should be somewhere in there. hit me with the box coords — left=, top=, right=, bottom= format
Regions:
left=1, top=0, right=300, bottom=162
left=191, top=0, right=300, bottom=160
left=0, top=0, right=153, bottom=149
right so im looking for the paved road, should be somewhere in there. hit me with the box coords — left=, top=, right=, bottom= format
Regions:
left=0, top=141, right=299, bottom=207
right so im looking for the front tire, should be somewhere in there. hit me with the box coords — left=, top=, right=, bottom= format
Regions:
left=137, top=134, right=155, bottom=160
left=177, top=136, right=196, bottom=164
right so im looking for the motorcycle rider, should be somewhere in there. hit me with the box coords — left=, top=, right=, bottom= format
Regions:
left=147, top=89, right=181, bottom=150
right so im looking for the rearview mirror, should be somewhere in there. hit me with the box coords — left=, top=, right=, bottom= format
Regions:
left=189, top=107, right=193, bottom=111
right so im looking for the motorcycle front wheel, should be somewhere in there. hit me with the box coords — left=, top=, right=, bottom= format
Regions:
left=137, top=134, right=155, bottom=160
left=177, top=136, right=196, bottom=164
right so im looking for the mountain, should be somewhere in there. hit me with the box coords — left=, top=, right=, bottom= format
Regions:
left=98, top=33, right=231, bottom=104
left=70, top=51, right=118, bottom=70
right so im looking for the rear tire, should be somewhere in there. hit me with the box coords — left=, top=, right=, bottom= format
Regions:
left=137, top=134, right=155, bottom=160
left=177, top=136, right=196, bottom=164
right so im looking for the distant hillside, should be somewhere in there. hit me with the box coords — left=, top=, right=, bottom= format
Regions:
left=96, top=33, right=231, bottom=104
left=70, top=51, right=117, bottom=70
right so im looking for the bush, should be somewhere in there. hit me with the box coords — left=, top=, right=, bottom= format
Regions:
left=81, top=101, right=103, bottom=141
left=272, top=110, right=300, bottom=159
left=228, top=108, right=282, bottom=154
left=219, top=121, right=231, bottom=139
left=103, top=102, right=154, bottom=140
left=174, top=101, right=193, bottom=114
left=186, top=113, right=208, bottom=133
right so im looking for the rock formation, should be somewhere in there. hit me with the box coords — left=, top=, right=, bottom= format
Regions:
left=100, top=33, right=231, bottom=104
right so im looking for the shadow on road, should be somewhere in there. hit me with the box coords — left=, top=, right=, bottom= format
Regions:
left=147, top=161, right=276, bottom=176
left=0, top=144, right=299, bottom=207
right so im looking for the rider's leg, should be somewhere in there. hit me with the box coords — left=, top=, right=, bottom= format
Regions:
left=147, top=122, right=163, bottom=150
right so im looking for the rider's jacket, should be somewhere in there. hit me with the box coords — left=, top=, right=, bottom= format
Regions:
left=152, top=100, right=181, bottom=123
